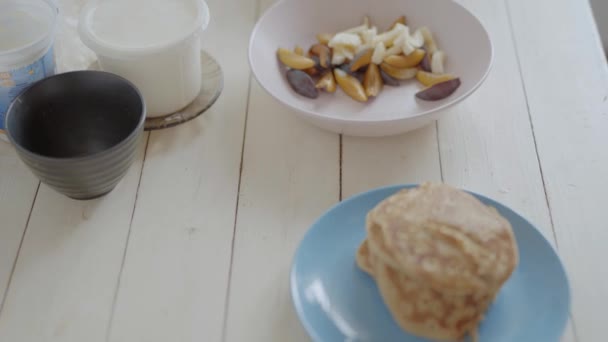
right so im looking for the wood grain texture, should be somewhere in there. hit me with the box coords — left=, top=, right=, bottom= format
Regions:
left=223, top=82, right=339, bottom=342
left=0, top=0, right=600, bottom=341
left=0, top=135, right=147, bottom=342
left=444, top=1, right=577, bottom=339
left=440, top=0, right=556, bottom=251
left=106, top=0, right=255, bottom=341
left=222, top=0, right=339, bottom=341
left=0, top=1, right=148, bottom=341
left=343, top=0, right=577, bottom=340
left=342, top=125, right=441, bottom=199
left=0, top=145, right=38, bottom=310
left=507, top=0, right=608, bottom=340
left=0, top=0, right=91, bottom=309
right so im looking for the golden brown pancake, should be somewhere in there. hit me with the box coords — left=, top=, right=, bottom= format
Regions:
left=370, top=252, right=493, bottom=341
left=367, top=183, right=518, bottom=294
left=356, top=182, right=518, bottom=341
left=355, top=239, right=374, bottom=276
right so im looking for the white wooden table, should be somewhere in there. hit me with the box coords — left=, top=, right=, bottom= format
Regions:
left=0, top=0, right=606, bottom=341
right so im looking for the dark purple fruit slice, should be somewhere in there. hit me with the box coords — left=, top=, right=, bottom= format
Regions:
left=415, top=78, right=461, bottom=101
left=380, top=69, right=400, bottom=86
left=419, top=50, right=432, bottom=72
left=286, top=69, right=319, bottom=99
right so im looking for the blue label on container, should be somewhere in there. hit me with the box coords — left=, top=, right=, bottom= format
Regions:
left=0, top=47, right=56, bottom=132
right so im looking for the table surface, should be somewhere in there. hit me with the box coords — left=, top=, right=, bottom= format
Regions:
left=1, top=0, right=606, bottom=341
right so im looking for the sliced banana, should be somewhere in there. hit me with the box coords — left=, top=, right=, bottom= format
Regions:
left=360, top=27, right=378, bottom=46
left=384, top=45, right=402, bottom=57
left=332, top=52, right=347, bottom=65
left=408, top=29, right=424, bottom=48
left=342, top=48, right=355, bottom=61
left=431, top=50, right=446, bottom=74
left=371, top=42, right=387, bottom=65
left=332, top=45, right=356, bottom=65
left=402, top=40, right=416, bottom=56
left=419, top=26, right=438, bottom=55
left=328, top=33, right=362, bottom=49
left=372, top=23, right=406, bottom=47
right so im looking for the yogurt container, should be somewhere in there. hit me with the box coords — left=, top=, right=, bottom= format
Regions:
left=79, top=0, right=210, bottom=117
left=0, top=0, right=58, bottom=141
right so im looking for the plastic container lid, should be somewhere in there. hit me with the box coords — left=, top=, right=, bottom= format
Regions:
left=0, top=0, right=58, bottom=69
left=78, top=0, right=210, bottom=58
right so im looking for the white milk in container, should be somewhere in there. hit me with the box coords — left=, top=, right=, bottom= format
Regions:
left=79, top=0, right=210, bottom=117
left=0, top=0, right=58, bottom=142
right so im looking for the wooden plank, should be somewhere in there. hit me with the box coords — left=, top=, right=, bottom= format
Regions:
left=343, top=0, right=576, bottom=340
left=443, top=1, right=576, bottom=339
left=0, top=145, right=39, bottom=309
left=106, top=0, right=255, bottom=341
left=223, top=82, right=339, bottom=342
left=0, top=135, right=148, bottom=342
left=439, top=0, right=556, bottom=244
left=342, top=125, right=441, bottom=199
left=0, top=0, right=87, bottom=307
left=0, top=1, right=150, bottom=341
left=507, top=0, right=608, bottom=340
left=221, top=0, right=339, bottom=340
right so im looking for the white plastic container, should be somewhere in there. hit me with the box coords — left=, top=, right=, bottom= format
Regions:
left=0, top=0, right=58, bottom=142
left=78, top=0, right=210, bottom=117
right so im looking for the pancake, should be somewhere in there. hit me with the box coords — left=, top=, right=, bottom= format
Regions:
left=360, top=224, right=494, bottom=340
left=367, top=183, right=518, bottom=294
left=355, top=239, right=374, bottom=276
left=369, top=252, right=493, bottom=341
left=355, top=182, right=519, bottom=341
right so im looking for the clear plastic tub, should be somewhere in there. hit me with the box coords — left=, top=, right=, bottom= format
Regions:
left=0, top=0, right=58, bottom=141
left=78, top=0, right=210, bottom=118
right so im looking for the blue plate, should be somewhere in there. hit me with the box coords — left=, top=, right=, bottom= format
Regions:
left=291, top=185, right=570, bottom=342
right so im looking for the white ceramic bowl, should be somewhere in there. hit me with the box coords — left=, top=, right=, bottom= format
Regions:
left=249, top=0, right=492, bottom=137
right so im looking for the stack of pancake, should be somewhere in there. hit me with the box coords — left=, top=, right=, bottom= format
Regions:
left=356, top=183, right=519, bottom=341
